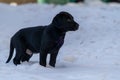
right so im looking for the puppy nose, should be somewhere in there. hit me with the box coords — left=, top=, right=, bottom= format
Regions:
left=76, top=23, right=79, bottom=27
left=75, top=23, right=79, bottom=29
left=74, top=23, right=79, bottom=30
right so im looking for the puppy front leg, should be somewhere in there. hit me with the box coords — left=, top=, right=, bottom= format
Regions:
left=39, top=52, right=47, bottom=67
left=49, top=51, right=58, bottom=67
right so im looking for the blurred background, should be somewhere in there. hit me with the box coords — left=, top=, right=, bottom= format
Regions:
left=0, top=0, right=119, bottom=5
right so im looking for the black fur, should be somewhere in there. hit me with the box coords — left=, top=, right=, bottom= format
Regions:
left=6, top=11, right=79, bottom=67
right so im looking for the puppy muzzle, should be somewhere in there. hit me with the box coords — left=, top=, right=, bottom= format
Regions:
left=73, top=23, right=79, bottom=31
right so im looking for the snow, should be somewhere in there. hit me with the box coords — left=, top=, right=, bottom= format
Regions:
left=0, top=2, right=120, bottom=80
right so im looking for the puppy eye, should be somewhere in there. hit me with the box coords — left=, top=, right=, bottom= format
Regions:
left=67, top=19, right=72, bottom=22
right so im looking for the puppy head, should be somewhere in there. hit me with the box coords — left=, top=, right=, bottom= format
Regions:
left=52, top=11, right=79, bottom=32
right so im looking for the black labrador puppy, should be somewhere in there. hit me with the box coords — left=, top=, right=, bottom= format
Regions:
left=6, top=11, right=79, bottom=67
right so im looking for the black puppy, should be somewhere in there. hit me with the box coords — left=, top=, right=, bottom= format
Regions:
left=6, top=11, right=79, bottom=67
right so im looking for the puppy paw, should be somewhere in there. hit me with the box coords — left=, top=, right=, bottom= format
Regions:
left=46, top=65, right=55, bottom=68
left=49, top=63, right=55, bottom=67
left=39, top=62, right=46, bottom=67
left=13, top=58, right=21, bottom=65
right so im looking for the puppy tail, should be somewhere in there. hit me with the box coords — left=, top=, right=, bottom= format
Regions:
left=6, top=40, right=14, bottom=63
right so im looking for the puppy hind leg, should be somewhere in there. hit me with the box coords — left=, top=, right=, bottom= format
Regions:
left=26, top=49, right=32, bottom=55
left=13, top=51, right=21, bottom=65
left=21, top=49, right=33, bottom=62
left=13, top=41, right=25, bottom=65
left=25, top=49, right=33, bottom=61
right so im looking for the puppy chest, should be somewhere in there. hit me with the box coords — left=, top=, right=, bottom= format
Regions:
left=48, top=36, right=64, bottom=53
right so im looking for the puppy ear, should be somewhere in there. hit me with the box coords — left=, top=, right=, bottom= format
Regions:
left=52, top=13, right=63, bottom=27
left=52, top=11, right=69, bottom=23
left=58, top=11, right=69, bottom=16
left=58, top=11, right=74, bottom=19
left=51, top=11, right=73, bottom=27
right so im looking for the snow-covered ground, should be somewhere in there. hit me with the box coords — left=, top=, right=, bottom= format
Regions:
left=0, top=2, right=120, bottom=80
